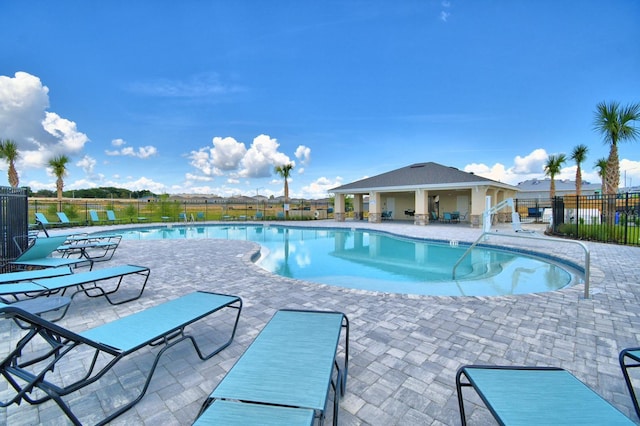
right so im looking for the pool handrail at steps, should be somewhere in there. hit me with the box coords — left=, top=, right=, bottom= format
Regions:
left=452, top=231, right=590, bottom=298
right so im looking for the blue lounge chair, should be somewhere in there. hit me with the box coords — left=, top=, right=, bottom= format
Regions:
left=456, top=365, right=634, bottom=425
left=196, top=211, right=205, bottom=221
left=179, top=212, right=187, bottom=222
left=56, top=211, right=79, bottom=226
left=195, top=309, right=349, bottom=425
left=57, top=234, right=122, bottom=261
left=89, top=209, right=105, bottom=224
left=30, top=264, right=150, bottom=305
left=0, top=291, right=242, bottom=425
left=34, top=212, right=63, bottom=235
left=0, top=266, right=73, bottom=286
left=0, top=267, right=74, bottom=319
left=619, top=347, right=640, bottom=419
left=106, top=209, right=123, bottom=224
left=10, top=235, right=93, bottom=270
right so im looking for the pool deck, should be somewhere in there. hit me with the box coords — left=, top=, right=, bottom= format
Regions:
left=3, top=220, right=640, bottom=425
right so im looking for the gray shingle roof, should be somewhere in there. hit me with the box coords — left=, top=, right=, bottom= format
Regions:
left=332, top=162, right=510, bottom=192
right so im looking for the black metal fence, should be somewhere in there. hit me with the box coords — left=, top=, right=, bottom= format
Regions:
left=1, top=186, right=28, bottom=263
left=549, top=193, right=640, bottom=246
left=29, top=198, right=334, bottom=225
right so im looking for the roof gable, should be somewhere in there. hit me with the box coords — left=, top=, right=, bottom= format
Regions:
left=332, top=162, right=508, bottom=192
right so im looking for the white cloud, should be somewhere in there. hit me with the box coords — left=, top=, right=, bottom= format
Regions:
left=464, top=148, right=551, bottom=185
left=620, top=159, right=640, bottom=188
left=297, top=176, right=343, bottom=199
left=513, top=148, right=547, bottom=174
left=128, top=72, right=245, bottom=98
left=240, top=134, right=292, bottom=178
left=295, top=145, right=311, bottom=174
left=76, top=155, right=96, bottom=174
left=0, top=71, right=90, bottom=168
left=212, top=137, right=247, bottom=170
left=105, top=141, right=158, bottom=159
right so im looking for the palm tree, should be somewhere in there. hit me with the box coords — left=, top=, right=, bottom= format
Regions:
left=0, top=139, right=20, bottom=187
left=594, top=157, right=608, bottom=194
left=274, top=163, right=294, bottom=219
left=593, top=101, right=640, bottom=195
left=570, top=144, right=588, bottom=196
left=48, top=155, right=70, bottom=200
left=544, top=154, right=566, bottom=199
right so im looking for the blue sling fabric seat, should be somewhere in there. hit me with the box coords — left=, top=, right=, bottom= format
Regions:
left=195, top=309, right=349, bottom=426
left=0, top=291, right=242, bottom=426
left=57, top=233, right=122, bottom=261
left=0, top=266, right=73, bottom=286
left=193, top=399, right=315, bottom=426
left=10, top=235, right=93, bottom=270
left=456, top=365, right=634, bottom=425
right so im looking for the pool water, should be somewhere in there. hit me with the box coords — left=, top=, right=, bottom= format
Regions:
left=111, top=225, right=576, bottom=296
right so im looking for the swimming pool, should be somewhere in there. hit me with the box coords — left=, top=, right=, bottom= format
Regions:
left=110, top=224, right=578, bottom=296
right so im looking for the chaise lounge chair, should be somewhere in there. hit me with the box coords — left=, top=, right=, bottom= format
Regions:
left=0, top=267, right=75, bottom=319
left=456, top=365, right=634, bottom=425
left=29, top=264, right=150, bottom=305
left=619, top=347, right=640, bottom=419
left=57, top=233, right=122, bottom=261
left=106, top=209, right=123, bottom=224
left=34, top=212, right=64, bottom=236
left=194, top=309, right=349, bottom=426
left=88, top=209, right=105, bottom=224
left=10, top=235, right=93, bottom=270
left=0, top=291, right=242, bottom=425
left=56, top=212, right=80, bottom=226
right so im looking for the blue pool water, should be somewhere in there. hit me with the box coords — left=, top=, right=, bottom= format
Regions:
left=111, top=225, right=577, bottom=296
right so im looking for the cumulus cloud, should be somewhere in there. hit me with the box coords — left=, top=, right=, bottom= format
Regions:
left=294, top=145, right=311, bottom=173
left=76, top=155, right=96, bottom=175
left=464, top=148, right=551, bottom=185
left=513, top=148, right=547, bottom=174
left=105, top=138, right=158, bottom=158
left=241, top=134, right=292, bottom=178
left=0, top=71, right=90, bottom=168
left=189, top=134, right=296, bottom=180
left=299, top=176, right=343, bottom=199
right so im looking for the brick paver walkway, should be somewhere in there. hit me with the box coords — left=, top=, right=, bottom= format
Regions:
left=2, top=220, right=639, bottom=425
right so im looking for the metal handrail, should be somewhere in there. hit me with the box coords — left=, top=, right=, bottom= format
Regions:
left=452, top=231, right=591, bottom=298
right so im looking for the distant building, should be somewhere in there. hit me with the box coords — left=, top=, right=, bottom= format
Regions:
left=515, top=178, right=601, bottom=199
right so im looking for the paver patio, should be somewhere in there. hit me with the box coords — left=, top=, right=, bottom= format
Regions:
left=1, top=220, right=639, bottom=425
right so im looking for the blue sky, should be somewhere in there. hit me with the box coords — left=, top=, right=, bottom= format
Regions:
left=0, top=1, right=639, bottom=198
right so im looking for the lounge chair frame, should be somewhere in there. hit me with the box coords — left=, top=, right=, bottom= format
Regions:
left=30, top=264, right=151, bottom=305
left=456, top=365, right=634, bottom=425
left=196, top=309, right=349, bottom=425
left=620, top=347, right=640, bottom=419
left=0, top=291, right=242, bottom=425
left=57, top=233, right=122, bottom=262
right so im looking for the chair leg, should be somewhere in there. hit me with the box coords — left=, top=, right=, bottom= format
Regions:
left=620, top=349, right=640, bottom=419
